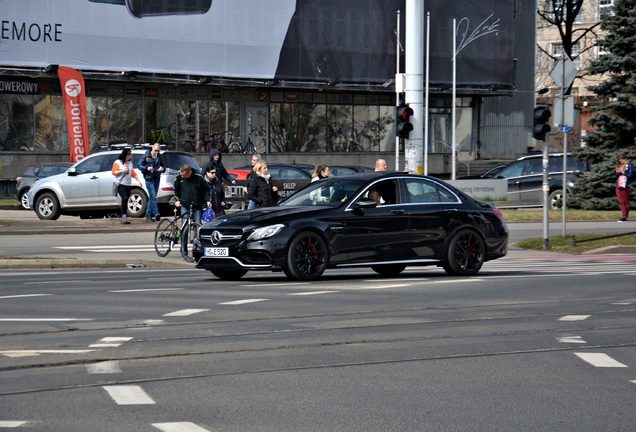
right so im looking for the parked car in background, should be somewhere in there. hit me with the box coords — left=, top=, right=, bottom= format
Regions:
left=329, top=165, right=375, bottom=176
left=494, top=153, right=588, bottom=209
left=459, top=164, right=506, bottom=180
left=229, top=163, right=314, bottom=205
left=193, top=171, right=509, bottom=281
left=27, top=145, right=200, bottom=220
left=16, top=162, right=72, bottom=210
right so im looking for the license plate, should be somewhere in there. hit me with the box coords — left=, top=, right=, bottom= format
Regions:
left=205, top=247, right=229, bottom=257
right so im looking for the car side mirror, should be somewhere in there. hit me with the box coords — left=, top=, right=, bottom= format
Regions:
left=67, top=167, right=77, bottom=177
left=352, top=198, right=377, bottom=209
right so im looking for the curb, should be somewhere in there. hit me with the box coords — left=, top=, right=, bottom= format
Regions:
left=0, top=258, right=194, bottom=269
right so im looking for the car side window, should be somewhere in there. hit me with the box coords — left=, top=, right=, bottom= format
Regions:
left=523, top=159, right=542, bottom=175
left=404, top=178, right=458, bottom=203
left=498, top=161, right=523, bottom=178
left=361, top=180, right=399, bottom=205
left=39, top=166, right=59, bottom=176
left=75, top=155, right=107, bottom=174
left=279, top=168, right=306, bottom=180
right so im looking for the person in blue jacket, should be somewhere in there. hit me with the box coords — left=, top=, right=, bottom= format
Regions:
left=137, top=143, right=165, bottom=222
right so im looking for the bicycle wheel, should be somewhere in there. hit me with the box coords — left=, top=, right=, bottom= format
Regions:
left=228, top=141, right=242, bottom=153
left=189, top=221, right=201, bottom=247
left=154, top=218, right=176, bottom=257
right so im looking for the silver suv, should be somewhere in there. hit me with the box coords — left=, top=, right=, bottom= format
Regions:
left=27, top=146, right=200, bottom=220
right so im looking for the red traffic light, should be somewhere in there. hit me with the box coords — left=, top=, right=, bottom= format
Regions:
left=396, top=104, right=414, bottom=139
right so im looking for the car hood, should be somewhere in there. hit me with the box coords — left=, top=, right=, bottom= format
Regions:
left=202, top=206, right=329, bottom=229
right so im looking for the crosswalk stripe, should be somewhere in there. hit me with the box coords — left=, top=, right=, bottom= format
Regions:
left=557, top=336, right=586, bottom=344
left=164, top=309, right=209, bottom=317
left=220, top=299, right=269, bottom=305
left=103, top=385, right=155, bottom=405
left=0, top=421, right=29, bottom=427
left=575, top=353, right=628, bottom=368
left=559, top=315, right=591, bottom=321
left=152, top=422, right=211, bottom=432
left=86, top=361, right=122, bottom=374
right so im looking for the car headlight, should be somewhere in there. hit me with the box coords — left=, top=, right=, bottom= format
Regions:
left=247, top=224, right=285, bottom=241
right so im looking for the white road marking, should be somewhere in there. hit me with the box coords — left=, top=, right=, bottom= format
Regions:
left=631, top=380, right=636, bottom=385
left=56, top=245, right=151, bottom=249
left=110, top=288, right=184, bottom=293
left=288, top=291, right=340, bottom=296
left=0, top=318, right=93, bottom=322
left=24, top=281, right=83, bottom=285
left=575, top=353, right=628, bottom=368
left=103, top=385, right=155, bottom=405
left=152, top=422, right=211, bottom=432
left=559, top=315, right=591, bottom=321
left=220, top=299, right=269, bottom=305
left=557, top=336, right=586, bottom=344
left=163, top=309, right=210, bottom=317
left=240, top=282, right=311, bottom=287
left=86, top=361, right=122, bottom=374
left=89, top=337, right=133, bottom=348
left=0, top=294, right=52, bottom=299
left=0, top=350, right=97, bottom=358
left=0, top=421, right=29, bottom=427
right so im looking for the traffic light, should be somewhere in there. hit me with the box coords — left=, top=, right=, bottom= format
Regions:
left=533, top=106, right=551, bottom=141
left=396, top=103, right=414, bottom=139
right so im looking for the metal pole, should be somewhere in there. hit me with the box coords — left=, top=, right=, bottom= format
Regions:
left=451, top=18, right=457, bottom=180
left=424, top=12, right=430, bottom=175
left=561, top=54, right=567, bottom=237
left=542, top=141, right=550, bottom=250
left=395, top=10, right=401, bottom=171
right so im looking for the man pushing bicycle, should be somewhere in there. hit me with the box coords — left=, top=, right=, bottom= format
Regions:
left=173, top=164, right=209, bottom=263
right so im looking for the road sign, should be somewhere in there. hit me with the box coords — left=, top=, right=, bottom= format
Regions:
left=552, top=96, right=575, bottom=127
left=550, top=53, right=578, bottom=90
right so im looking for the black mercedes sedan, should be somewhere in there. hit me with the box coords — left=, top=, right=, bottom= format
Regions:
left=193, top=172, right=508, bottom=281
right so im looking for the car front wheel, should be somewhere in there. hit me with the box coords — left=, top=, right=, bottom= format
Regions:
left=127, top=188, right=148, bottom=218
left=442, top=229, right=485, bottom=276
left=18, top=189, right=30, bottom=210
left=34, top=192, right=61, bottom=220
left=284, top=231, right=328, bottom=281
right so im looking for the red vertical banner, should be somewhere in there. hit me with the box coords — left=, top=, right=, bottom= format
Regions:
left=58, top=66, right=90, bottom=163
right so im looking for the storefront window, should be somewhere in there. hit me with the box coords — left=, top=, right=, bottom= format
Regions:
left=34, top=95, right=67, bottom=152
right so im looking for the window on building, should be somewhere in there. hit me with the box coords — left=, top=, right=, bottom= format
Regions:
left=552, top=43, right=581, bottom=69
left=553, top=0, right=584, bottom=22
left=599, top=0, right=614, bottom=20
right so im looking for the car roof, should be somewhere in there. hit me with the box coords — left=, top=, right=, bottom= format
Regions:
left=517, top=152, right=571, bottom=160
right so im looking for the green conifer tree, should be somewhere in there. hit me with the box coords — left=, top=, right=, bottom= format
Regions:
left=573, top=0, right=636, bottom=210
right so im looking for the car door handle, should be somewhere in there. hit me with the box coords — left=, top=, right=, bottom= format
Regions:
left=390, top=209, right=405, bottom=215
left=90, top=176, right=99, bottom=180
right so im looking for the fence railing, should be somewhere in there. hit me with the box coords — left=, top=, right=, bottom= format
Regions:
left=0, top=179, right=16, bottom=198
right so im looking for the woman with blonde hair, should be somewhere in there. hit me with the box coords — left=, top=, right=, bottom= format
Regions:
left=246, top=160, right=279, bottom=207
left=311, top=164, right=330, bottom=182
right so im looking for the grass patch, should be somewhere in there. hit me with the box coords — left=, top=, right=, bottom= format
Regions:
left=516, top=232, right=636, bottom=254
left=500, top=209, right=622, bottom=223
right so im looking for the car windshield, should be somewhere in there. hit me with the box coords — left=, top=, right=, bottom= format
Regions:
left=280, top=177, right=367, bottom=207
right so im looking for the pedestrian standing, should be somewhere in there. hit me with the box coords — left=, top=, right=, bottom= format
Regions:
left=111, top=148, right=141, bottom=225
left=137, top=143, right=165, bottom=222
left=374, top=158, right=388, bottom=171
left=246, top=161, right=279, bottom=207
left=174, top=164, right=209, bottom=262
left=615, top=152, right=633, bottom=222
left=311, top=164, right=330, bottom=182
left=204, top=165, right=227, bottom=217
left=243, top=153, right=262, bottom=209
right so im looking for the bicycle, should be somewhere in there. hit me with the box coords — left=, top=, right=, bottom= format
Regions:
left=154, top=205, right=202, bottom=257
left=228, top=135, right=258, bottom=154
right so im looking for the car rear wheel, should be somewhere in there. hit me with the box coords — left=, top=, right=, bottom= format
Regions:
left=34, top=192, right=61, bottom=220
left=18, top=189, right=30, bottom=210
left=284, top=231, right=328, bottom=281
left=210, top=269, right=248, bottom=280
left=549, top=189, right=563, bottom=209
left=371, top=264, right=406, bottom=276
left=127, top=188, right=148, bottom=218
left=442, top=229, right=485, bottom=276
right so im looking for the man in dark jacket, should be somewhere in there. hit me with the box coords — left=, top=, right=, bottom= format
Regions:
left=203, top=149, right=236, bottom=186
left=204, top=165, right=227, bottom=217
left=137, top=143, right=165, bottom=222
left=174, top=164, right=209, bottom=262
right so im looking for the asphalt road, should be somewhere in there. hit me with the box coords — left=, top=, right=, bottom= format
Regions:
left=1, top=262, right=635, bottom=431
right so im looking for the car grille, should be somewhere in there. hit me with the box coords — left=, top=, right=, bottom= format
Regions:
left=199, top=228, right=244, bottom=247
left=240, top=252, right=272, bottom=265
